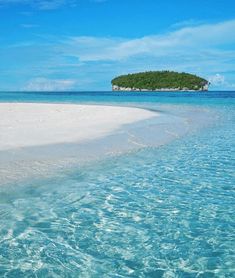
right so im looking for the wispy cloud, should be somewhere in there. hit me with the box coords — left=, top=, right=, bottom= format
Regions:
left=62, top=19, right=235, bottom=62
left=0, top=0, right=106, bottom=9
left=1, top=19, right=235, bottom=90
left=209, top=74, right=225, bottom=86
left=170, top=19, right=205, bottom=29
left=0, top=0, right=76, bottom=10
left=20, top=23, right=39, bottom=28
left=24, top=78, right=76, bottom=91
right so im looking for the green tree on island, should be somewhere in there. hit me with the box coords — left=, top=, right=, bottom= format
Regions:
left=112, top=71, right=209, bottom=91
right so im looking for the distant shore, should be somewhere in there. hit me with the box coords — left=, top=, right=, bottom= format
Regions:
left=0, top=103, right=156, bottom=151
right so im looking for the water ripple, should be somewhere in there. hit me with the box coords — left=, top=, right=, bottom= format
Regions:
left=0, top=106, right=234, bottom=277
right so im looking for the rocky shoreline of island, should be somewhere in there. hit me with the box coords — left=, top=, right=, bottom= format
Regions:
left=112, top=85, right=209, bottom=92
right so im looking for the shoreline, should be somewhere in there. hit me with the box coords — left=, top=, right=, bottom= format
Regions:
left=112, top=87, right=209, bottom=92
left=0, top=102, right=216, bottom=185
left=0, top=102, right=158, bottom=185
left=0, top=103, right=157, bottom=151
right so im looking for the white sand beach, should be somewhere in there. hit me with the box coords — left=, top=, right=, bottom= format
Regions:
left=0, top=103, right=156, bottom=151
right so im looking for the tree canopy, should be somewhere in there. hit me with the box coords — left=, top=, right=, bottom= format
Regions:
left=112, top=71, right=209, bottom=91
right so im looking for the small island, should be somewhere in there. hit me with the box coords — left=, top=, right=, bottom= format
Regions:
left=112, top=71, right=209, bottom=92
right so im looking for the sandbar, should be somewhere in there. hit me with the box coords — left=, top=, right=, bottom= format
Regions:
left=0, top=103, right=156, bottom=151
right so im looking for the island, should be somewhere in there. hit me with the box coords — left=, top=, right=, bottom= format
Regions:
left=111, top=71, right=209, bottom=92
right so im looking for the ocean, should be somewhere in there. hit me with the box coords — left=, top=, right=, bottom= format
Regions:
left=0, top=91, right=234, bottom=277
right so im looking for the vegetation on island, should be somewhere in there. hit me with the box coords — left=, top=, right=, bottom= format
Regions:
left=111, top=71, right=209, bottom=91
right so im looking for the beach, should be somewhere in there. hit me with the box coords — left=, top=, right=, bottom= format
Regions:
left=0, top=101, right=213, bottom=185
left=0, top=92, right=234, bottom=277
left=0, top=102, right=159, bottom=184
left=0, top=103, right=156, bottom=151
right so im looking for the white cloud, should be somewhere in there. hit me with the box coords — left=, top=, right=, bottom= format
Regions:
left=209, top=73, right=235, bottom=89
left=209, top=74, right=225, bottom=86
left=62, top=19, right=235, bottom=62
left=23, top=78, right=76, bottom=91
left=2, top=19, right=235, bottom=90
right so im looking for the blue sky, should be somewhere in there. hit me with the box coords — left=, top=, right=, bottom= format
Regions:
left=0, top=0, right=235, bottom=91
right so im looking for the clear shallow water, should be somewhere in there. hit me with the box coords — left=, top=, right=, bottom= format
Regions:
left=0, top=91, right=235, bottom=277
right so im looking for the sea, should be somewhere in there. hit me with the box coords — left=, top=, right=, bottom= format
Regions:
left=0, top=91, right=234, bottom=277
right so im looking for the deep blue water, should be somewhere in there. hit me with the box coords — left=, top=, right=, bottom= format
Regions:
left=0, top=91, right=234, bottom=277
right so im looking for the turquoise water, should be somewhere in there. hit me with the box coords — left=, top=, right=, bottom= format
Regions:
left=0, top=91, right=234, bottom=106
left=0, top=91, right=235, bottom=277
